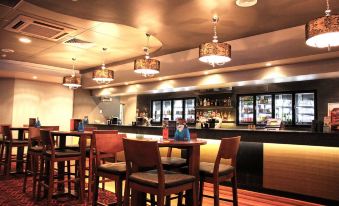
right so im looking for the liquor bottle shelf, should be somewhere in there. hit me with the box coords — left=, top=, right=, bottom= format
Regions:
left=196, top=106, right=234, bottom=110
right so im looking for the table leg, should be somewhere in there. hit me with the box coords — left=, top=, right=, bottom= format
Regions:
left=186, top=145, right=200, bottom=206
left=57, top=134, right=66, bottom=192
left=16, top=129, right=24, bottom=173
left=131, top=189, right=146, bottom=206
left=78, top=134, right=86, bottom=201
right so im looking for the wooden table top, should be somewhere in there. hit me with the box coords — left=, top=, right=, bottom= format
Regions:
left=10, top=127, right=29, bottom=130
left=50, top=130, right=93, bottom=136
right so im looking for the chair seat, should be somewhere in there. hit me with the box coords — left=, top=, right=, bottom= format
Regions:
left=161, top=157, right=187, bottom=167
left=44, top=149, right=81, bottom=158
left=98, top=162, right=126, bottom=176
left=199, top=162, right=234, bottom=177
left=130, top=170, right=195, bottom=188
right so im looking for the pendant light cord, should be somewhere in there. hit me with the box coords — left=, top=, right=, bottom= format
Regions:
left=212, top=16, right=219, bottom=43
left=71, top=57, right=76, bottom=77
left=102, top=48, right=107, bottom=69
left=144, top=33, right=151, bottom=59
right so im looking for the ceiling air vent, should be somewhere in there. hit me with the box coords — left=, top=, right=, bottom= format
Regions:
left=63, top=38, right=95, bottom=49
left=4, top=15, right=76, bottom=41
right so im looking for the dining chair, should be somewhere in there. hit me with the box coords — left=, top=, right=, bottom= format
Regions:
left=37, top=129, right=84, bottom=206
left=199, top=136, right=241, bottom=206
left=0, top=125, right=9, bottom=175
left=22, top=126, right=59, bottom=199
left=92, top=132, right=127, bottom=206
left=123, top=138, right=196, bottom=206
left=0, top=125, right=28, bottom=176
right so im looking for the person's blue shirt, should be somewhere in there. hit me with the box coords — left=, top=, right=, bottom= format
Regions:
left=174, top=125, right=190, bottom=141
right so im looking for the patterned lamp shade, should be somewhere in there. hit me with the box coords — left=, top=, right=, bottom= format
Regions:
left=134, top=58, right=160, bottom=77
left=62, top=75, right=81, bottom=89
left=199, top=42, right=231, bottom=67
left=305, top=14, right=339, bottom=48
left=92, top=69, right=114, bottom=84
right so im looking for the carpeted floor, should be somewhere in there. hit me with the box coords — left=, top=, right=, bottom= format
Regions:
left=0, top=174, right=323, bottom=206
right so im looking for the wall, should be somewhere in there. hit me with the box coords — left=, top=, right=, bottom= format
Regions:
left=73, top=89, right=106, bottom=124
left=0, top=78, right=14, bottom=124
left=73, top=89, right=120, bottom=124
left=120, top=95, right=137, bottom=125
left=11, top=79, right=73, bottom=130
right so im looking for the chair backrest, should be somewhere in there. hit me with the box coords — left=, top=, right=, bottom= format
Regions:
left=190, top=132, right=198, bottom=140
left=40, top=129, right=55, bottom=153
left=123, top=138, right=163, bottom=174
left=93, top=130, right=125, bottom=164
left=1, top=125, right=12, bottom=142
left=216, top=136, right=241, bottom=167
left=28, top=126, right=59, bottom=147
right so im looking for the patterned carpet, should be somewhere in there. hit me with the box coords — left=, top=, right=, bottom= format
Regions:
left=0, top=174, right=323, bottom=206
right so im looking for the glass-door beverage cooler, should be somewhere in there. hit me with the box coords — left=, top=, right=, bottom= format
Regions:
left=152, top=100, right=161, bottom=123
left=173, top=99, right=183, bottom=121
left=162, top=100, right=172, bottom=120
left=256, top=94, right=272, bottom=125
left=274, top=94, right=293, bottom=125
left=185, top=98, right=196, bottom=124
left=238, top=95, right=254, bottom=124
left=295, top=92, right=315, bottom=125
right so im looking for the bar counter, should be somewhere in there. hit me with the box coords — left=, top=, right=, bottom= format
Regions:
left=87, top=124, right=339, bottom=147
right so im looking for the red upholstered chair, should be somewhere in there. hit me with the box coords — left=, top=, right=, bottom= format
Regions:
left=199, top=136, right=241, bottom=206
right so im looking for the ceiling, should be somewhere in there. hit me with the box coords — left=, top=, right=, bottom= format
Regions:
left=0, top=0, right=338, bottom=88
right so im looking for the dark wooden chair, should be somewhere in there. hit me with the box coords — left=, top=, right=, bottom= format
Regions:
left=0, top=125, right=10, bottom=175
left=123, top=138, right=196, bottom=206
left=37, top=129, right=84, bottom=206
left=199, top=136, right=241, bottom=206
left=22, top=126, right=59, bottom=199
left=0, top=125, right=28, bottom=176
left=92, top=131, right=127, bottom=206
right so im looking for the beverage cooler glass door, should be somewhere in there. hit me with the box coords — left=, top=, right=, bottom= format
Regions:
left=256, top=94, right=272, bottom=124
left=162, top=100, right=172, bottom=121
left=274, top=94, right=293, bottom=125
left=185, top=98, right=196, bottom=124
left=238, top=96, right=254, bottom=124
left=173, top=99, right=183, bottom=121
left=295, top=92, right=315, bottom=125
left=152, top=100, right=161, bottom=122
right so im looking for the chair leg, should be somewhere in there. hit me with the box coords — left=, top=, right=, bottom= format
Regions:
left=78, top=158, right=84, bottom=202
left=177, top=192, right=183, bottom=206
left=123, top=180, right=130, bottom=206
left=47, top=160, right=54, bottom=206
left=115, top=177, right=123, bottom=206
left=199, top=177, right=204, bottom=206
left=231, top=172, right=238, bottom=206
left=213, top=181, right=220, bottom=206
left=150, top=195, right=156, bottom=206
left=0, top=143, right=4, bottom=174
left=165, top=195, right=171, bottom=206
left=92, top=175, right=100, bottom=206
left=5, top=144, right=12, bottom=176
left=37, top=156, right=44, bottom=200
left=22, top=153, right=31, bottom=193
left=67, top=160, right=71, bottom=194
left=32, top=154, right=39, bottom=199
left=88, top=154, right=93, bottom=202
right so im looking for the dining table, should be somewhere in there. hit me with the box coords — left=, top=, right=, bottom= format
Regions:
left=10, top=126, right=29, bottom=173
left=126, top=134, right=207, bottom=206
left=50, top=130, right=92, bottom=199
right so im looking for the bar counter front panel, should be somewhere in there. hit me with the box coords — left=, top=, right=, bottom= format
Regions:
left=88, top=124, right=339, bottom=204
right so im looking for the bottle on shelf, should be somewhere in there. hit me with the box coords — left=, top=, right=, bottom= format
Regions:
left=203, top=98, right=207, bottom=107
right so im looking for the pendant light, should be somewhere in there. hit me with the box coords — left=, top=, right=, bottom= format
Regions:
left=63, top=58, right=81, bottom=89
left=134, top=33, right=160, bottom=77
left=92, top=48, right=114, bottom=84
left=306, top=0, right=339, bottom=50
left=199, top=15, right=231, bottom=67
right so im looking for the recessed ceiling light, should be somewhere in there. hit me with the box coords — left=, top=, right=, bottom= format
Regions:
left=266, top=63, right=272, bottom=67
left=19, top=37, right=31, bottom=44
left=236, top=0, right=257, bottom=7
left=159, top=78, right=163, bottom=81
left=33, top=76, right=37, bottom=79
left=1, top=48, right=15, bottom=53
left=204, top=71, right=209, bottom=75
left=1, top=54, right=7, bottom=58
left=124, top=82, right=129, bottom=85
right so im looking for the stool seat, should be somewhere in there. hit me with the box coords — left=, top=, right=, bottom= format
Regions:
left=98, top=162, right=126, bottom=176
left=44, top=149, right=81, bottom=158
left=130, top=170, right=195, bottom=188
left=199, top=162, right=234, bottom=177
left=5, top=139, right=28, bottom=145
left=161, top=157, right=186, bottom=167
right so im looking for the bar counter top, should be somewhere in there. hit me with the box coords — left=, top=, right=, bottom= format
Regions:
left=87, top=123, right=339, bottom=147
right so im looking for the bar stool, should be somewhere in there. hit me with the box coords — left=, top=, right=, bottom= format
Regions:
left=37, top=129, right=84, bottom=206
left=0, top=125, right=28, bottom=176
left=199, top=136, right=241, bottom=206
left=22, top=126, right=59, bottom=199
left=123, top=138, right=196, bottom=206
left=0, top=125, right=8, bottom=175
left=92, top=132, right=127, bottom=206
